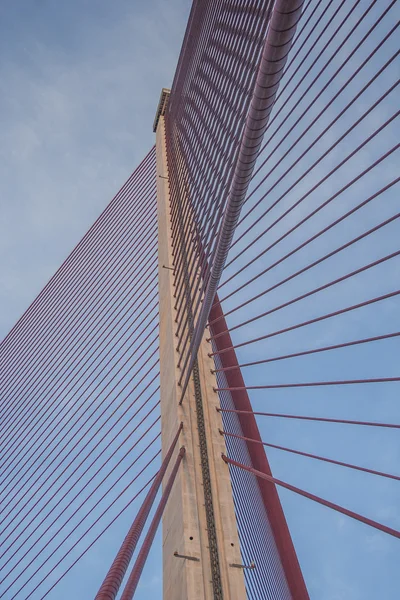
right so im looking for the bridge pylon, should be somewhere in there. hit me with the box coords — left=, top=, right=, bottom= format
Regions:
left=155, top=98, right=246, bottom=600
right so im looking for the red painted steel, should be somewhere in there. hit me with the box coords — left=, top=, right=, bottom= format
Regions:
left=95, top=423, right=183, bottom=600
left=119, top=447, right=186, bottom=600
left=226, top=22, right=398, bottom=261
left=209, top=296, right=309, bottom=600
left=1, top=0, right=398, bottom=595
left=179, top=0, right=305, bottom=396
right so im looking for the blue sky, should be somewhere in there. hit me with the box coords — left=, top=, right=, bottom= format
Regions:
left=219, top=2, right=400, bottom=598
left=0, top=1, right=399, bottom=599
left=0, top=1, right=190, bottom=599
left=0, top=0, right=191, bottom=336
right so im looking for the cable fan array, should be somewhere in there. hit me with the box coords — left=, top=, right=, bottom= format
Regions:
left=166, top=0, right=400, bottom=597
left=0, top=148, right=162, bottom=599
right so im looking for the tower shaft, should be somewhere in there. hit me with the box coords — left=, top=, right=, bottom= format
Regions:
left=156, top=112, right=246, bottom=600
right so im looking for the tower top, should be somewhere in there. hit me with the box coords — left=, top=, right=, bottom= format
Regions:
left=153, top=88, right=170, bottom=132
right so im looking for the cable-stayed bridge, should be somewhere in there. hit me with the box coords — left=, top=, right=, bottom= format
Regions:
left=0, top=1, right=399, bottom=598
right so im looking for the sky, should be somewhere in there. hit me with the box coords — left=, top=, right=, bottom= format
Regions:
left=220, top=2, right=400, bottom=598
left=0, top=0, right=191, bottom=336
left=0, top=1, right=190, bottom=599
left=0, top=1, right=399, bottom=599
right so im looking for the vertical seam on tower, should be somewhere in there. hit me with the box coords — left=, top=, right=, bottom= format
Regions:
left=165, top=121, right=224, bottom=599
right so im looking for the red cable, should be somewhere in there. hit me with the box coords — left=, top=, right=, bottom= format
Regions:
left=222, top=455, right=400, bottom=539
left=5, top=449, right=162, bottom=600
left=221, top=110, right=399, bottom=288
left=38, top=473, right=157, bottom=600
left=218, top=409, right=400, bottom=429
left=0, top=310, right=159, bottom=489
left=210, top=290, right=400, bottom=356
left=237, top=0, right=393, bottom=229
left=0, top=267, right=158, bottom=457
left=0, top=263, right=159, bottom=452
left=0, top=199, right=157, bottom=415
left=0, top=388, right=161, bottom=567
left=0, top=351, right=160, bottom=528
left=216, top=176, right=399, bottom=305
left=120, top=447, right=186, bottom=600
left=212, top=332, right=400, bottom=371
left=0, top=197, right=158, bottom=403
left=221, top=430, right=400, bottom=481
left=215, top=378, right=400, bottom=391
left=210, top=249, right=400, bottom=340
left=210, top=213, right=400, bottom=326
left=95, top=423, right=183, bottom=600
left=0, top=418, right=162, bottom=586
left=0, top=147, right=155, bottom=353
left=0, top=169, right=157, bottom=379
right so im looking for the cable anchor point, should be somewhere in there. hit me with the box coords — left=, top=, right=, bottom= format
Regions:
left=174, top=551, right=200, bottom=562
left=230, top=561, right=256, bottom=570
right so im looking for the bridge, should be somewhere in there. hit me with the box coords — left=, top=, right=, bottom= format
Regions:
left=0, top=0, right=399, bottom=598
